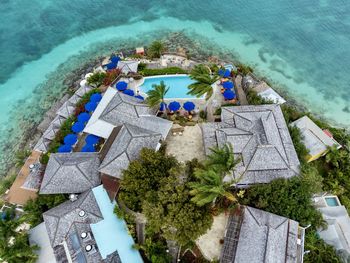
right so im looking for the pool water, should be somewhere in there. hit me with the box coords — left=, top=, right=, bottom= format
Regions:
left=91, top=186, right=143, bottom=262
left=325, top=197, right=339, bottom=207
left=140, top=75, right=197, bottom=99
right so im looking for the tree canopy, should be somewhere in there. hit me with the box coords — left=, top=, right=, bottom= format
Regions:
left=146, top=80, right=169, bottom=108
left=148, top=40, right=165, bottom=58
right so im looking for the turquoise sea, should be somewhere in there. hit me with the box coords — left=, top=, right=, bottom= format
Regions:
left=0, top=0, right=349, bottom=176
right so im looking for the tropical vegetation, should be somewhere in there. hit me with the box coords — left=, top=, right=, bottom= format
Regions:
left=139, top=66, right=187, bottom=76
left=146, top=81, right=169, bottom=108
left=0, top=207, right=38, bottom=263
left=147, top=40, right=165, bottom=58
left=187, top=64, right=220, bottom=100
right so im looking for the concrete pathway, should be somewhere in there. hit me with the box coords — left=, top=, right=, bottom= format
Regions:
left=234, top=75, right=248, bottom=105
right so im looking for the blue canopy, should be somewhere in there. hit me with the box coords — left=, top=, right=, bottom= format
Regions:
left=63, top=134, right=78, bottom=145
left=85, top=134, right=100, bottom=145
left=85, top=101, right=97, bottom=112
left=116, top=81, right=127, bottom=91
left=110, top=55, right=120, bottom=64
left=218, top=69, right=225, bottom=76
left=123, top=89, right=135, bottom=96
left=58, top=144, right=72, bottom=153
left=223, top=69, right=231, bottom=78
left=183, top=101, right=195, bottom=112
left=223, top=81, right=234, bottom=89
left=135, top=95, right=144, bottom=100
left=90, top=93, right=102, bottom=103
left=159, top=102, right=167, bottom=111
left=168, top=101, right=181, bottom=112
left=71, top=122, right=85, bottom=133
left=223, top=90, right=236, bottom=100
left=82, top=144, right=95, bottom=152
left=106, top=62, right=117, bottom=70
left=77, top=112, right=90, bottom=123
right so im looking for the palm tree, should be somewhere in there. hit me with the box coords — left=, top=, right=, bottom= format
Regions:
left=188, top=169, right=237, bottom=207
left=148, top=41, right=165, bottom=58
left=146, top=81, right=169, bottom=109
left=187, top=64, right=220, bottom=100
left=206, top=143, right=241, bottom=175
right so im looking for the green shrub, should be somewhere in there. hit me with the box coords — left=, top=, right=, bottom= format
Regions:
left=138, top=62, right=147, bottom=71
left=0, top=174, right=16, bottom=195
left=40, top=153, right=50, bottom=165
left=214, top=108, right=221, bottom=116
left=199, top=110, right=207, bottom=120
left=87, top=72, right=106, bottom=86
left=139, top=67, right=187, bottom=76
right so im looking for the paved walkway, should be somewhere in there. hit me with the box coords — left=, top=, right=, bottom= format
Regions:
left=5, top=150, right=41, bottom=206
left=166, top=124, right=205, bottom=162
left=234, top=75, right=248, bottom=105
left=196, top=213, right=229, bottom=261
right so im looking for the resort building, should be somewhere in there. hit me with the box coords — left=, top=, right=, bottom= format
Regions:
left=99, top=124, right=162, bottom=199
left=30, top=185, right=142, bottom=263
left=291, top=116, right=341, bottom=162
left=220, top=206, right=305, bottom=263
left=243, top=76, right=286, bottom=104
left=313, top=195, right=350, bottom=258
left=39, top=153, right=101, bottom=194
left=83, top=87, right=172, bottom=140
left=201, top=104, right=300, bottom=186
left=117, top=60, right=139, bottom=74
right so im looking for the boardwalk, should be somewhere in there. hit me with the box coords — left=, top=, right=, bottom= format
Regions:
left=234, top=75, right=248, bottom=105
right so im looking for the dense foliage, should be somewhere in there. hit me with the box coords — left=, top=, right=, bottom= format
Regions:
left=187, top=64, right=220, bottom=100
left=119, top=149, right=212, bottom=246
left=147, top=40, right=165, bottom=59
left=23, top=194, right=67, bottom=227
left=139, top=67, right=187, bottom=76
left=0, top=208, right=38, bottom=263
left=87, top=72, right=106, bottom=87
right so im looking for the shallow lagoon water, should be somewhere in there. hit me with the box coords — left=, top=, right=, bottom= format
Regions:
left=0, top=0, right=349, bottom=175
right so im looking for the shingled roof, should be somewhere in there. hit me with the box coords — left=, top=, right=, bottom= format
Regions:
left=221, top=206, right=304, bottom=263
left=56, top=101, right=75, bottom=118
left=201, top=105, right=300, bottom=185
left=99, top=124, right=161, bottom=178
left=84, top=87, right=172, bottom=139
left=43, top=190, right=103, bottom=247
left=40, top=152, right=101, bottom=194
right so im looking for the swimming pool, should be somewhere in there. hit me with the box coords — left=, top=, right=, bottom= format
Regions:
left=325, top=197, right=340, bottom=207
left=139, top=75, right=197, bottom=99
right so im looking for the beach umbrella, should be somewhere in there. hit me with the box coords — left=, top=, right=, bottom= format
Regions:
left=110, top=56, right=120, bottom=64
left=223, top=69, right=231, bottom=78
left=85, top=101, right=97, bottom=112
left=77, top=112, right=90, bottom=123
left=223, top=90, right=236, bottom=100
left=63, top=134, right=78, bottom=145
left=106, top=62, right=117, bottom=70
left=135, top=95, right=144, bottom=100
left=116, top=81, right=127, bottom=91
left=58, top=144, right=72, bottom=153
left=123, top=89, right=135, bottom=96
left=159, top=102, right=167, bottom=112
left=183, top=101, right=195, bottom=112
left=168, top=101, right=181, bottom=112
left=218, top=69, right=225, bottom=76
left=90, top=93, right=102, bottom=103
left=82, top=144, right=95, bottom=152
left=71, top=122, right=85, bottom=133
left=223, top=81, right=234, bottom=89
left=85, top=134, right=100, bottom=145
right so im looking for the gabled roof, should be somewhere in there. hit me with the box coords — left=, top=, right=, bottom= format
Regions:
left=68, top=94, right=81, bottom=105
left=84, top=87, right=172, bottom=139
left=75, top=85, right=93, bottom=97
left=221, top=206, right=303, bottom=263
left=201, top=105, right=300, bottom=185
left=42, top=124, right=59, bottom=140
left=43, top=190, right=103, bottom=247
left=40, top=153, right=101, bottom=194
left=56, top=101, right=75, bottom=118
left=117, top=60, right=139, bottom=74
left=291, top=116, right=341, bottom=156
left=34, top=137, right=51, bottom=153
left=99, top=124, right=161, bottom=178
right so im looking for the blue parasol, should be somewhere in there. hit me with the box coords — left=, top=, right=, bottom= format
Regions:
left=116, top=81, right=127, bottom=91
left=77, top=112, right=90, bottom=123
left=63, top=134, right=78, bottom=145
left=90, top=93, right=102, bottom=103
left=85, top=101, right=97, bottom=112
left=168, top=101, right=181, bottom=112
left=58, top=144, right=72, bottom=153
left=123, top=89, right=135, bottom=96
left=110, top=55, right=120, bottom=64
left=223, top=81, right=234, bottom=89
left=135, top=95, right=144, bottom=100
left=183, top=101, right=195, bottom=112
left=223, top=90, right=236, bottom=100
left=82, top=144, right=95, bottom=152
left=85, top=134, right=100, bottom=145
left=71, top=122, right=85, bottom=133
left=159, top=102, right=167, bottom=112
left=223, top=69, right=231, bottom=78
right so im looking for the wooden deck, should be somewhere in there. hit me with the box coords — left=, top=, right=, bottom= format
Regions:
left=5, top=150, right=42, bottom=206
